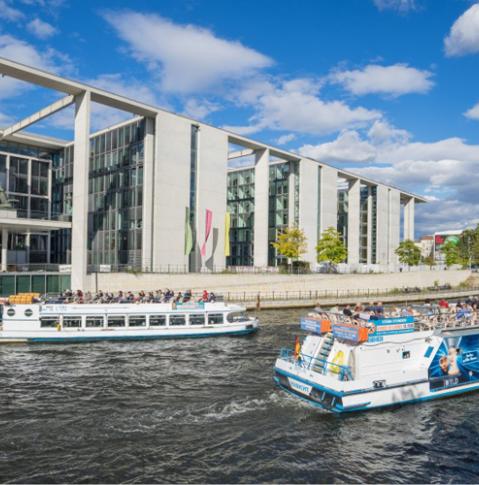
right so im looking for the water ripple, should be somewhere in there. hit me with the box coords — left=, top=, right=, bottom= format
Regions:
left=0, top=308, right=478, bottom=483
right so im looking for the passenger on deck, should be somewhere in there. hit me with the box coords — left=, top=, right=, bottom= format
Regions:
left=343, top=305, right=353, bottom=317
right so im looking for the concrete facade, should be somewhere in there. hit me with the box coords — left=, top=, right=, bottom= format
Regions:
left=0, top=57, right=426, bottom=289
left=253, top=149, right=270, bottom=267
left=299, top=158, right=319, bottom=264
left=347, top=179, right=360, bottom=265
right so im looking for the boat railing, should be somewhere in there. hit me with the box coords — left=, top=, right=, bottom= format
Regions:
left=417, top=313, right=479, bottom=331
left=279, top=347, right=353, bottom=381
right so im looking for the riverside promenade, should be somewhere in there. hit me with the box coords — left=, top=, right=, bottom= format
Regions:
left=86, top=269, right=474, bottom=309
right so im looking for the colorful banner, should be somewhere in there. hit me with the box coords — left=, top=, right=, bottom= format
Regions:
left=184, top=207, right=193, bottom=256
left=224, top=211, right=231, bottom=257
left=201, top=209, right=213, bottom=257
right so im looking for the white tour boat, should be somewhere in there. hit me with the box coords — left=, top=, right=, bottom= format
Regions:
left=0, top=301, right=259, bottom=343
left=274, top=310, right=479, bottom=413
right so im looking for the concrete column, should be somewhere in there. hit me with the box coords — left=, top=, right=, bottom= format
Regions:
left=388, top=188, right=401, bottom=265
left=347, top=178, right=360, bottom=265
left=404, top=197, right=415, bottom=241
left=318, top=165, right=338, bottom=235
left=367, top=187, right=373, bottom=264
left=1, top=228, right=8, bottom=271
left=196, top=125, right=228, bottom=272
left=141, top=117, right=155, bottom=271
left=151, top=111, right=191, bottom=272
left=253, top=148, right=269, bottom=267
left=376, top=185, right=389, bottom=265
left=299, top=159, right=319, bottom=267
left=71, top=90, right=91, bottom=291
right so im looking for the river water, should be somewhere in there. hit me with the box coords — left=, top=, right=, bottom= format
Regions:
left=1, top=308, right=479, bottom=483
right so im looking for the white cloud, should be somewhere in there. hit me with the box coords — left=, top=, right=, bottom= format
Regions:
left=0, top=34, right=72, bottom=100
left=300, top=130, right=376, bottom=163
left=445, top=3, right=479, bottom=57
left=87, top=73, right=158, bottom=106
left=373, top=0, right=418, bottom=12
left=464, top=101, right=479, bottom=120
left=276, top=133, right=296, bottom=145
left=0, top=0, right=24, bottom=21
left=27, top=18, right=57, bottom=39
left=367, top=119, right=410, bottom=143
left=331, top=64, right=434, bottom=96
left=298, top=119, right=479, bottom=233
left=0, top=111, right=13, bottom=126
left=183, top=98, right=220, bottom=119
left=227, top=78, right=380, bottom=136
left=299, top=119, right=479, bottom=165
left=103, top=11, right=273, bottom=93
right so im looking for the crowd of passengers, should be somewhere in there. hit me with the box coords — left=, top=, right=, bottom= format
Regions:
left=45, top=289, right=218, bottom=305
left=317, top=296, right=479, bottom=323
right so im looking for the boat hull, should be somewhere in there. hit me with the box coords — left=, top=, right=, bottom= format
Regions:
left=0, top=323, right=258, bottom=344
left=274, top=365, right=479, bottom=413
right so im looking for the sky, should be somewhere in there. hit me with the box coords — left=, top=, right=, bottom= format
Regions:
left=0, top=0, right=479, bottom=237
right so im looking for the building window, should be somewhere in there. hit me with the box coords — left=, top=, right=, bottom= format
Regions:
left=226, top=168, right=255, bottom=267
left=188, top=125, right=199, bottom=272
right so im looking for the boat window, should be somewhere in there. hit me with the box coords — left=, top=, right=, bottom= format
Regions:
left=226, top=311, right=248, bottom=323
left=6, top=308, right=15, bottom=317
left=63, top=317, right=82, bottom=328
left=107, top=316, right=126, bottom=327
left=207, top=313, right=224, bottom=324
left=40, top=318, right=58, bottom=328
left=129, top=316, right=146, bottom=327
left=169, top=314, right=186, bottom=326
left=24, top=308, right=33, bottom=317
left=189, top=314, right=205, bottom=326
left=86, top=317, right=104, bottom=328
left=402, top=351, right=411, bottom=359
left=149, top=315, right=166, bottom=327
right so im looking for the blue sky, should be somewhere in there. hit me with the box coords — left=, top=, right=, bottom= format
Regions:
left=1, top=0, right=479, bottom=236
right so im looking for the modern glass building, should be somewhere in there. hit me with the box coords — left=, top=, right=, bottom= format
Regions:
left=0, top=57, right=425, bottom=292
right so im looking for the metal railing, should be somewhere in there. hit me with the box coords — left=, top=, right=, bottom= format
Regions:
left=0, top=209, right=71, bottom=222
left=3, top=263, right=66, bottom=273
left=279, top=347, right=353, bottom=381
left=222, top=286, right=479, bottom=303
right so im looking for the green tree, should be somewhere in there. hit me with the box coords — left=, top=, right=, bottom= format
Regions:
left=395, top=239, right=421, bottom=266
left=272, top=226, right=307, bottom=263
left=316, top=227, right=347, bottom=266
left=458, top=227, right=479, bottom=268
left=443, top=240, right=461, bottom=267
left=422, top=255, right=436, bottom=267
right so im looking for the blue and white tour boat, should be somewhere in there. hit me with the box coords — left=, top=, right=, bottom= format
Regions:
left=274, top=309, right=479, bottom=413
left=0, top=301, right=259, bottom=343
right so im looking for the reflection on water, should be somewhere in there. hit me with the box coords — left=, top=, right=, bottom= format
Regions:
left=1, top=308, right=478, bottom=483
